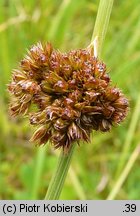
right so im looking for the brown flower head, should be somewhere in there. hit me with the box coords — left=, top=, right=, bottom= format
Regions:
left=8, top=42, right=129, bottom=152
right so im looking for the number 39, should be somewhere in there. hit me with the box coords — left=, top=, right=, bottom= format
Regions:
left=124, top=204, right=136, bottom=212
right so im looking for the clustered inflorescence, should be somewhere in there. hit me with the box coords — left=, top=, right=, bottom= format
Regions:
left=8, top=42, right=129, bottom=151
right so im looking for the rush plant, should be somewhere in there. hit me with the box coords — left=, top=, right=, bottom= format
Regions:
left=8, top=0, right=129, bottom=199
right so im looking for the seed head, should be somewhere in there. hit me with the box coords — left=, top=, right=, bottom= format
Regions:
left=8, top=42, right=129, bottom=152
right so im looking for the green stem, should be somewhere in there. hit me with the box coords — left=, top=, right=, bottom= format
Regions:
left=45, top=144, right=75, bottom=200
left=90, top=0, right=114, bottom=57
left=115, top=94, right=140, bottom=178
left=107, top=144, right=140, bottom=200
left=45, top=0, right=114, bottom=200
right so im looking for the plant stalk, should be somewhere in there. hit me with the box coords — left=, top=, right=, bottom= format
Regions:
left=90, top=0, right=114, bottom=57
left=45, top=0, right=114, bottom=200
left=45, top=144, right=75, bottom=200
left=107, top=144, right=140, bottom=200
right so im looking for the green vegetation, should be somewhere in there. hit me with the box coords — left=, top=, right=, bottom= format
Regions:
left=0, top=0, right=140, bottom=200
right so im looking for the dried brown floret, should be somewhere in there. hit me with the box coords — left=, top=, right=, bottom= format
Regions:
left=8, top=42, right=129, bottom=152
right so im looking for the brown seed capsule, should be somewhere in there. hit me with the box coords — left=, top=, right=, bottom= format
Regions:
left=30, top=125, right=47, bottom=142
left=8, top=42, right=129, bottom=152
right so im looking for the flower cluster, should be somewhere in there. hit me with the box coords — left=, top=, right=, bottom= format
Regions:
left=8, top=42, right=129, bottom=151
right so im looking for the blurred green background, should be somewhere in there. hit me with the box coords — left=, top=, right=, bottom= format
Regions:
left=0, top=0, right=140, bottom=200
